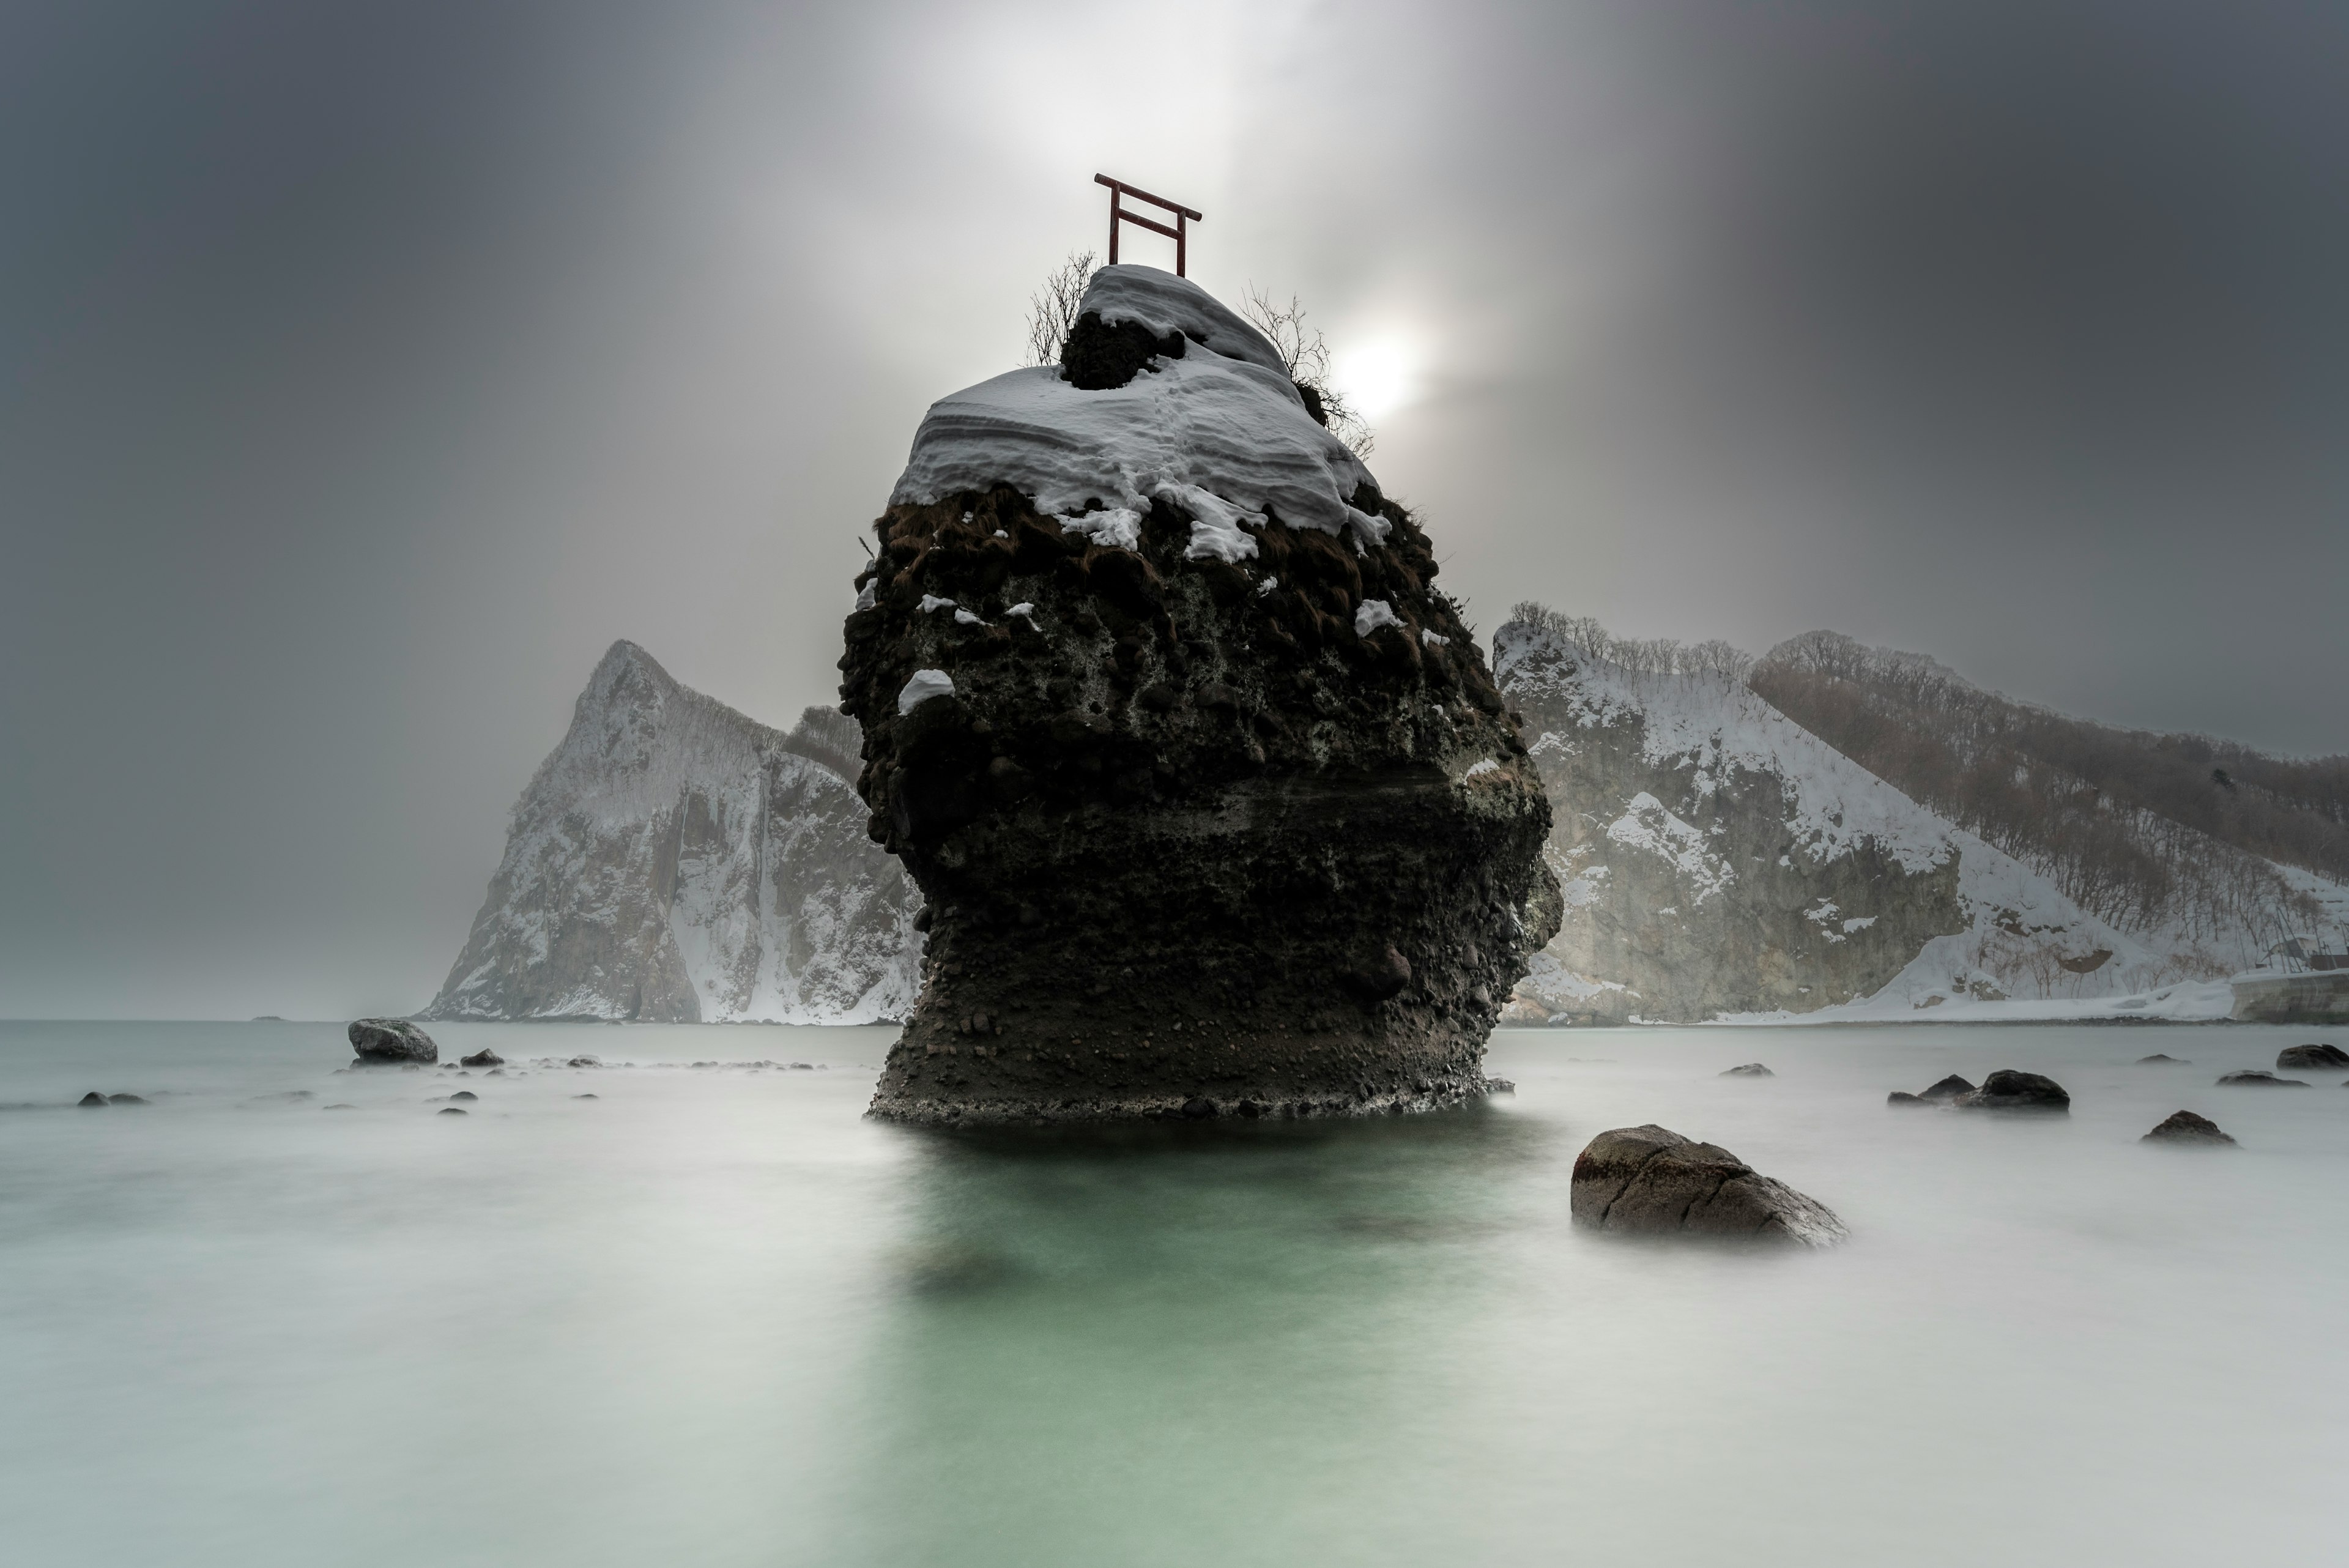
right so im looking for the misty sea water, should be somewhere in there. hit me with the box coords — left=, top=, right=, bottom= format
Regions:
left=2, top=1019, right=2346, bottom=1567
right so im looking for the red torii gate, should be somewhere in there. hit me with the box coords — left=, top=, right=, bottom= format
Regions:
left=1096, top=173, right=1202, bottom=276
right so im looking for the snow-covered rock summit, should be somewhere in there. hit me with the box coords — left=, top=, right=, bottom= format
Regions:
left=1494, top=611, right=2154, bottom=1022
left=889, top=264, right=1387, bottom=549
left=423, top=642, right=919, bottom=1024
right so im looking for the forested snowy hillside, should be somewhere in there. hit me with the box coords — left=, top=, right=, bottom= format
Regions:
left=1494, top=608, right=2246, bottom=1023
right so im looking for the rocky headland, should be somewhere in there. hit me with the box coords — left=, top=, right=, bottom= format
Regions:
left=424, top=641, right=919, bottom=1024
left=838, top=265, right=1560, bottom=1123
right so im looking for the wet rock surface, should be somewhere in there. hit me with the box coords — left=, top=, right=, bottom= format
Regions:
left=2276, top=1043, right=2348, bottom=1070
left=1570, top=1124, right=1846, bottom=1247
left=349, top=1019, right=437, bottom=1066
left=1953, top=1069, right=2069, bottom=1112
left=2217, top=1070, right=2308, bottom=1088
left=841, top=275, right=1559, bottom=1124
left=2143, top=1110, right=2236, bottom=1145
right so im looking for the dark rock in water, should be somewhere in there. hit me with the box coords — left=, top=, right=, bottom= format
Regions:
left=1570, top=1124, right=1846, bottom=1247
left=1720, top=1063, right=1773, bottom=1078
left=2137, top=1053, right=2189, bottom=1064
left=77, top=1091, right=108, bottom=1107
left=2276, top=1043, right=2349, bottom=1070
left=1887, top=1091, right=1929, bottom=1107
left=2216, top=1070, right=2308, bottom=1088
left=1180, top=1097, right=1217, bottom=1120
left=349, top=1018, right=438, bottom=1065
left=437, top=1107, right=468, bottom=1116
left=1951, top=1069, right=2069, bottom=1112
left=573, top=1093, right=599, bottom=1099
left=2142, top=1110, right=2236, bottom=1145
left=323, top=1104, right=356, bottom=1110
left=1918, top=1074, right=1975, bottom=1101
left=844, top=267, right=1560, bottom=1125
left=567, top=1055, right=601, bottom=1069
left=448, top=1090, right=478, bottom=1101
left=106, top=1093, right=148, bottom=1105
left=1483, top=1077, right=1516, bottom=1095
left=460, top=1048, right=504, bottom=1068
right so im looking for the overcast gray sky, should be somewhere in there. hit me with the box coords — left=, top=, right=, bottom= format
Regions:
left=5, top=0, right=2346, bottom=1018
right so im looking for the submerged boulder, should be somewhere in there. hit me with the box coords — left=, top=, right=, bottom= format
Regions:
left=349, top=1018, right=438, bottom=1066
left=2276, top=1043, right=2349, bottom=1070
left=2137, top=1053, right=2189, bottom=1065
left=459, top=1047, right=504, bottom=1068
left=843, top=267, right=1560, bottom=1124
left=2216, top=1070, right=2307, bottom=1088
left=1952, top=1069, right=2069, bottom=1112
left=1888, top=1072, right=1978, bottom=1108
left=1570, top=1124, right=1846, bottom=1247
left=1719, top=1063, right=1774, bottom=1078
left=2142, top=1110, right=2236, bottom=1145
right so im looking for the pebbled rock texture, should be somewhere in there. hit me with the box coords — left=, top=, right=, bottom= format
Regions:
left=2217, top=1070, right=2307, bottom=1088
left=349, top=1018, right=438, bottom=1065
left=1570, top=1124, right=1847, bottom=1247
left=2143, top=1110, right=2236, bottom=1145
left=1952, top=1068, right=2069, bottom=1111
left=840, top=380, right=1557, bottom=1122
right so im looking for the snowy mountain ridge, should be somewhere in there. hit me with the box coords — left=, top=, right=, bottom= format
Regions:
left=1494, top=613, right=2177, bottom=1022
left=423, top=642, right=919, bottom=1024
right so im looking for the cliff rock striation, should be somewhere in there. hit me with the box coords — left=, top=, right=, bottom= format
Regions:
left=839, top=265, right=1559, bottom=1123
left=1494, top=609, right=2162, bottom=1022
left=425, top=642, right=920, bottom=1023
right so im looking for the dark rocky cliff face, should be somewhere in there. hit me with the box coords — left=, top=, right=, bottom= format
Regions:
left=1494, top=619, right=1967, bottom=1023
left=841, top=489, right=1558, bottom=1122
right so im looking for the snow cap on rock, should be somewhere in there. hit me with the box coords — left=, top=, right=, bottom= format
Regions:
left=889, top=265, right=1389, bottom=552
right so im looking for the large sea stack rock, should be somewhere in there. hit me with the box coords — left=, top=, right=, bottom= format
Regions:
left=349, top=1019, right=438, bottom=1065
left=839, top=266, right=1560, bottom=1123
left=1569, top=1124, right=1847, bottom=1247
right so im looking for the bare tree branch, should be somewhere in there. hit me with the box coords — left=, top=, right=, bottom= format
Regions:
left=1025, top=250, right=1097, bottom=366
left=1242, top=288, right=1376, bottom=459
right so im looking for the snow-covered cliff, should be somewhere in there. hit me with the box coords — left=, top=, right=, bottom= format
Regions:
left=1493, top=614, right=2162, bottom=1022
left=423, top=642, right=920, bottom=1023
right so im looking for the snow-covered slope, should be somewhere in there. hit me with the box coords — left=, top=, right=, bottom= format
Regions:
left=423, top=642, right=920, bottom=1023
left=1493, top=614, right=2169, bottom=1022
left=890, top=264, right=1389, bottom=549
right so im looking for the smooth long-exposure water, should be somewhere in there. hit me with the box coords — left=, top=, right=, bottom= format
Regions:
left=4, top=1019, right=2345, bottom=1566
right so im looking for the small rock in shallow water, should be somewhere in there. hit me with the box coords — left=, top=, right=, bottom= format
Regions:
left=573, top=1093, right=599, bottom=1100
left=76, top=1091, right=108, bottom=1107
left=460, top=1048, right=503, bottom=1068
left=2276, top=1044, right=2349, bottom=1070
left=323, top=1104, right=355, bottom=1110
left=2143, top=1110, right=2236, bottom=1145
left=2137, top=1053, right=2189, bottom=1065
left=1483, top=1077, right=1516, bottom=1095
left=437, top=1107, right=468, bottom=1116
left=1952, top=1070, right=2069, bottom=1112
left=567, top=1055, right=601, bottom=1069
left=106, top=1093, right=148, bottom=1105
left=448, top=1090, right=477, bottom=1101
left=349, top=1018, right=438, bottom=1065
left=1918, top=1074, right=1975, bottom=1101
left=2216, top=1071, right=2308, bottom=1088
left=1887, top=1091, right=1929, bottom=1107
left=1180, top=1097, right=1217, bottom=1120
left=1570, top=1124, right=1846, bottom=1248
left=1719, top=1063, right=1773, bottom=1078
